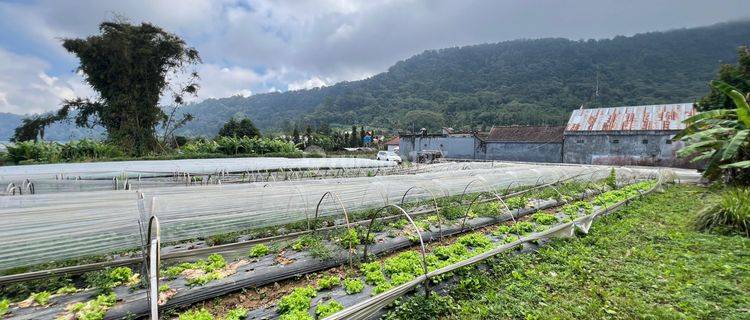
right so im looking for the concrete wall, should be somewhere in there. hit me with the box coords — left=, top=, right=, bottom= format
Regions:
left=563, top=131, right=694, bottom=167
left=399, top=134, right=562, bottom=163
left=483, top=142, right=562, bottom=163
left=399, top=135, right=477, bottom=161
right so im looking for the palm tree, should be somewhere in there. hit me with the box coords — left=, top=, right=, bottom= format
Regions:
left=676, top=81, right=750, bottom=183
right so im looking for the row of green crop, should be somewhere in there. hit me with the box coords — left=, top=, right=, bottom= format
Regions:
left=3, top=139, right=124, bottom=164
left=180, top=136, right=298, bottom=156
left=254, top=180, right=657, bottom=320
left=1, top=136, right=301, bottom=165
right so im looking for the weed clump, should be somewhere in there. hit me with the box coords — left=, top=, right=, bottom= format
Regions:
left=695, top=188, right=750, bottom=236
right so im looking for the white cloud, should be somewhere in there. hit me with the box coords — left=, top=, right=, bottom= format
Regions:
left=0, top=0, right=748, bottom=115
left=0, top=48, right=92, bottom=115
left=287, top=76, right=331, bottom=91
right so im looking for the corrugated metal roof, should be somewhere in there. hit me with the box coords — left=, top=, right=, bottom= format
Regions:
left=485, top=126, right=565, bottom=143
left=565, top=103, right=695, bottom=132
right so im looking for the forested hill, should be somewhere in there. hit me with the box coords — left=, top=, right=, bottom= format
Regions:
left=174, top=21, right=749, bottom=135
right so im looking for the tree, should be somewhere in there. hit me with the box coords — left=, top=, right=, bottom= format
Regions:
left=349, top=125, right=358, bottom=147
left=11, top=113, right=64, bottom=142
left=676, top=81, right=750, bottom=184
left=15, top=19, right=201, bottom=155
left=292, top=125, right=301, bottom=145
left=404, top=110, right=445, bottom=133
left=698, top=46, right=750, bottom=111
left=317, top=123, right=331, bottom=136
left=218, top=118, right=260, bottom=138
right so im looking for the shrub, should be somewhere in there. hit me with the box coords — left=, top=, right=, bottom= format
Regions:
left=186, top=271, right=222, bottom=286
left=431, top=243, right=469, bottom=262
left=605, top=168, right=617, bottom=189
left=440, top=206, right=464, bottom=220
left=109, top=267, right=133, bottom=284
left=338, top=228, right=361, bottom=248
left=5, top=140, right=123, bottom=163
left=0, top=299, right=8, bottom=316
left=158, top=284, right=171, bottom=293
left=278, top=309, right=313, bottom=320
left=179, top=308, right=214, bottom=320
left=292, top=235, right=320, bottom=251
left=695, top=188, right=750, bottom=236
left=248, top=244, right=270, bottom=258
left=277, top=286, right=317, bottom=314
left=315, top=299, right=344, bottom=318
left=372, top=281, right=393, bottom=295
left=30, top=291, right=51, bottom=305
left=361, top=262, right=387, bottom=286
left=509, top=221, right=535, bottom=235
left=504, top=196, right=528, bottom=209
left=383, top=251, right=424, bottom=277
left=69, top=292, right=117, bottom=320
left=457, top=233, right=492, bottom=249
left=343, top=278, right=364, bottom=294
left=531, top=213, right=558, bottom=225
left=384, top=293, right=457, bottom=320
left=225, top=307, right=248, bottom=320
left=316, top=275, right=341, bottom=290
left=163, top=254, right=227, bottom=285
left=56, top=286, right=78, bottom=294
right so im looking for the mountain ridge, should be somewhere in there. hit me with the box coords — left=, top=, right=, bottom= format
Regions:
left=2, top=20, right=749, bottom=140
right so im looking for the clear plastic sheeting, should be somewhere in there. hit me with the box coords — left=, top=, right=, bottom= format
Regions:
left=0, top=162, right=698, bottom=271
left=0, top=157, right=396, bottom=180
left=0, top=157, right=397, bottom=195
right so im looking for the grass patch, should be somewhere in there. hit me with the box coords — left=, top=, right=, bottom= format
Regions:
left=390, top=185, right=750, bottom=319
left=695, top=187, right=750, bottom=236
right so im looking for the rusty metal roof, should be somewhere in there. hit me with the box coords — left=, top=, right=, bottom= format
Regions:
left=565, top=103, right=695, bottom=132
left=485, top=126, right=565, bottom=143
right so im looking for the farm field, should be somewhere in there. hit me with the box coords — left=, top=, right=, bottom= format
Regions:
left=0, top=162, right=701, bottom=319
left=385, top=184, right=750, bottom=319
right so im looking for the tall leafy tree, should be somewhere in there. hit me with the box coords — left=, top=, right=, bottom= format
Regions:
left=14, top=19, right=201, bottom=155
left=698, top=46, right=750, bottom=111
left=218, top=118, right=260, bottom=138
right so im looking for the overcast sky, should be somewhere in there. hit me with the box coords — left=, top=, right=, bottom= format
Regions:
left=0, top=0, right=747, bottom=115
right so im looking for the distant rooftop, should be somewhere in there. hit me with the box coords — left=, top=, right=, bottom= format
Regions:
left=384, top=136, right=400, bottom=145
left=565, top=103, right=695, bottom=132
left=484, top=125, right=565, bottom=143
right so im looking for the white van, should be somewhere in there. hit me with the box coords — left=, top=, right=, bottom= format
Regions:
left=376, top=151, right=402, bottom=164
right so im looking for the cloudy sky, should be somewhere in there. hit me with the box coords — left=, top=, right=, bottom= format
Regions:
left=0, top=0, right=747, bottom=115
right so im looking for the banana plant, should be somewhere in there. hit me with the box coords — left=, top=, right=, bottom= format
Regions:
left=676, top=80, right=750, bottom=180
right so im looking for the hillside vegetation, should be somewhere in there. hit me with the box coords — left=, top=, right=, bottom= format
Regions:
left=178, top=21, right=750, bottom=136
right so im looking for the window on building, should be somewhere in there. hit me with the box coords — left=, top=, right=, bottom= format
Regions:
left=642, top=139, right=648, bottom=144
left=611, top=139, right=620, bottom=144
left=576, top=139, right=584, bottom=143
